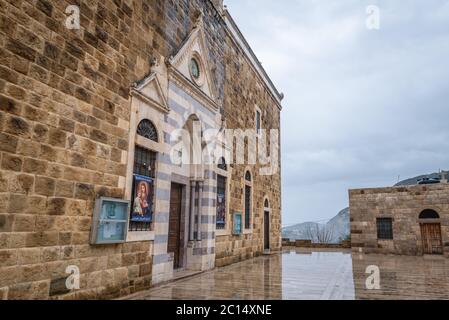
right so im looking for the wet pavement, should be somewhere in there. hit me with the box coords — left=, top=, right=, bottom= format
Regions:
left=127, top=248, right=449, bottom=300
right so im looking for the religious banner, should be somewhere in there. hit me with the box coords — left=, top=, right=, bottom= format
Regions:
left=131, top=175, right=154, bottom=223
left=216, top=193, right=226, bottom=228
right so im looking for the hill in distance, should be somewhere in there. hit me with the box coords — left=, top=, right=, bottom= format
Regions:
left=282, top=171, right=446, bottom=243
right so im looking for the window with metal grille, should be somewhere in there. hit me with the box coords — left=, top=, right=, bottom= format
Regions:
left=377, top=218, right=393, bottom=240
left=137, top=119, right=158, bottom=142
left=216, top=175, right=226, bottom=230
left=245, top=185, right=251, bottom=229
left=130, top=145, right=156, bottom=231
left=133, top=146, right=156, bottom=178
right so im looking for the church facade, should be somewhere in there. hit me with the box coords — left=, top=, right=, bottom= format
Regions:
left=0, top=0, right=282, bottom=299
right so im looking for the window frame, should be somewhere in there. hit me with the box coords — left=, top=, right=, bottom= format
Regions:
left=243, top=169, right=253, bottom=233
left=377, top=217, right=394, bottom=240
left=125, top=112, right=164, bottom=243
left=129, top=145, right=157, bottom=232
left=136, top=119, right=159, bottom=142
left=215, top=157, right=231, bottom=237
left=255, top=105, right=262, bottom=136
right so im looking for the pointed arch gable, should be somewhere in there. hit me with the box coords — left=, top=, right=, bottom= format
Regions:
left=131, top=72, right=170, bottom=114
left=167, top=13, right=219, bottom=111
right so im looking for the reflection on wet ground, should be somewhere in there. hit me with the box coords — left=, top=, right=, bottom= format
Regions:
left=128, top=249, right=449, bottom=300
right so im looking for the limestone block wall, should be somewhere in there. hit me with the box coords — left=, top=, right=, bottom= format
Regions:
left=214, top=29, right=282, bottom=268
left=349, top=184, right=449, bottom=257
left=0, top=0, right=282, bottom=299
left=0, top=0, right=225, bottom=300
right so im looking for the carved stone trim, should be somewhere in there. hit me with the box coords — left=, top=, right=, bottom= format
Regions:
left=131, top=73, right=170, bottom=114
left=167, top=13, right=219, bottom=107
left=168, top=66, right=220, bottom=113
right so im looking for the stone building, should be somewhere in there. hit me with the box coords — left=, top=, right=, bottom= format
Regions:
left=0, top=0, right=283, bottom=299
left=349, top=183, right=449, bottom=258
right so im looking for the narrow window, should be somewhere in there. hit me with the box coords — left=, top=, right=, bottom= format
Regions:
left=216, top=157, right=227, bottom=230
left=216, top=175, right=226, bottom=230
left=256, top=110, right=261, bottom=134
left=244, top=171, right=252, bottom=230
left=377, top=218, right=393, bottom=240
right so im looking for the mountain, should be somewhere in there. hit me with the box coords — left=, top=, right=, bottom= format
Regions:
left=282, top=208, right=350, bottom=244
left=394, top=172, right=442, bottom=186
left=327, top=207, right=350, bottom=241
left=281, top=222, right=321, bottom=242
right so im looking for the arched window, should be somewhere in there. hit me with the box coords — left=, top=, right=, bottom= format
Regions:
left=137, top=119, right=158, bottom=142
left=216, top=157, right=228, bottom=230
left=419, top=209, right=440, bottom=219
left=181, top=114, right=203, bottom=165
left=217, top=157, right=227, bottom=171
left=244, top=171, right=252, bottom=230
left=130, top=119, right=158, bottom=232
left=264, top=198, right=269, bottom=209
left=245, top=171, right=251, bottom=182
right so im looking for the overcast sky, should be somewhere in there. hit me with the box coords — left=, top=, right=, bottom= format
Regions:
left=224, top=0, right=449, bottom=226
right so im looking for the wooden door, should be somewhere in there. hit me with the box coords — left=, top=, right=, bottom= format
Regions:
left=264, top=211, right=270, bottom=250
left=168, top=183, right=183, bottom=269
left=421, top=223, right=443, bottom=255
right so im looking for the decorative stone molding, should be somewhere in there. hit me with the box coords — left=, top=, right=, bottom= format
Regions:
left=131, top=72, right=170, bottom=114
left=167, top=12, right=220, bottom=112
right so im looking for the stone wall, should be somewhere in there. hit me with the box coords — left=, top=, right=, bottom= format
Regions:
left=0, top=0, right=225, bottom=300
left=281, top=239, right=351, bottom=249
left=349, top=184, right=449, bottom=257
left=214, top=25, right=282, bottom=267
left=0, top=0, right=282, bottom=299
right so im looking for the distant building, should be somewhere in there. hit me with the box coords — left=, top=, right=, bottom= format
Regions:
left=349, top=176, right=449, bottom=257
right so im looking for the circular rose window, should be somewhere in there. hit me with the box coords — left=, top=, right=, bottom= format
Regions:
left=190, top=58, right=200, bottom=80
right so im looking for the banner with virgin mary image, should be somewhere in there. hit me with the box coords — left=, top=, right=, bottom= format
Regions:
left=131, top=175, right=154, bottom=223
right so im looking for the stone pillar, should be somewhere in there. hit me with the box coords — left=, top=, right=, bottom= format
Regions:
left=189, top=181, right=196, bottom=241
left=197, top=181, right=204, bottom=241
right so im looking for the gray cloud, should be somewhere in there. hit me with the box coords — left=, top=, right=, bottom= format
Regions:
left=225, top=0, right=449, bottom=225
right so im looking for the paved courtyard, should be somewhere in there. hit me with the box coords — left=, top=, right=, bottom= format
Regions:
left=127, top=249, right=449, bottom=300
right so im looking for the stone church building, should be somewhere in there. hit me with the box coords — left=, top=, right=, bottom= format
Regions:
left=0, top=0, right=283, bottom=299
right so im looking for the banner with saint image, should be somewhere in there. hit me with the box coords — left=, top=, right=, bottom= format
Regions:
left=131, top=175, right=154, bottom=223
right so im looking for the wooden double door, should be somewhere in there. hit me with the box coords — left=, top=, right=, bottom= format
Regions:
left=420, top=223, right=443, bottom=255
left=168, top=183, right=183, bottom=269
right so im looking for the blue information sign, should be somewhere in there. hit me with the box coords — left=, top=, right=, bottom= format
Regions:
left=233, top=212, right=242, bottom=235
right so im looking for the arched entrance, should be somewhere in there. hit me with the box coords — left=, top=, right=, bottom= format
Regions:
left=264, top=198, right=270, bottom=251
left=419, top=209, right=443, bottom=255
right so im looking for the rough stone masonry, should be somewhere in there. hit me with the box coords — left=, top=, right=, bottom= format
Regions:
left=350, top=183, right=449, bottom=257
left=0, top=0, right=283, bottom=299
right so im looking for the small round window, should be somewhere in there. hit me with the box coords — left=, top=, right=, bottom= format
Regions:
left=190, top=58, right=200, bottom=79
